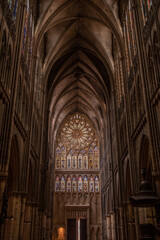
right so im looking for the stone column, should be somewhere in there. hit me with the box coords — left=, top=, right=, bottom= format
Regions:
left=106, top=214, right=111, bottom=240
left=111, top=212, right=116, bottom=240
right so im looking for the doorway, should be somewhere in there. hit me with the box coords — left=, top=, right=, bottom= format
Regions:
left=67, top=218, right=87, bottom=240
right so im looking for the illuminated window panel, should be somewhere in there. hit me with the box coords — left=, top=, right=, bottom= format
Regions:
left=95, top=176, right=99, bottom=192
left=60, top=113, right=94, bottom=150
left=67, top=154, right=72, bottom=169
left=72, top=176, right=77, bottom=192
left=55, top=176, right=60, bottom=192
left=78, top=176, right=83, bottom=192
left=78, top=154, right=83, bottom=169
left=94, top=146, right=99, bottom=169
left=83, top=154, right=88, bottom=169
left=61, top=147, right=66, bottom=169
left=61, top=176, right=65, bottom=192
left=83, top=176, right=88, bottom=192
left=67, top=176, right=71, bottom=192
left=56, top=148, right=61, bottom=169
left=13, top=0, right=18, bottom=21
left=89, top=176, right=94, bottom=192
left=88, top=148, right=94, bottom=169
left=22, top=0, right=29, bottom=54
left=72, top=154, right=77, bottom=169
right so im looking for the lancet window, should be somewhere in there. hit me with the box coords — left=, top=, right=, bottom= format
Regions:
left=140, top=0, right=152, bottom=25
left=124, top=0, right=137, bottom=75
left=67, top=176, right=71, bottom=192
left=8, top=0, right=18, bottom=21
left=61, top=176, right=65, bottom=192
left=55, top=176, right=60, bottom=192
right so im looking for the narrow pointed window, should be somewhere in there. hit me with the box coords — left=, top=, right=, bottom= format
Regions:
left=55, top=147, right=61, bottom=169
left=89, top=176, right=94, bottom=192
left=55, top=176, right=60, bottom=192
left=78, top=176, right=83, bottom=192
left=94, top=146, right=99, bottom=169
left=61, top=146, right=66, bottom=169
left=95, top=176, right=99, bottom=192
left=84, top=176, right=88, bottom=192
left=72, top=175, right=77, bottom=192
left=61, top=176, right=65, bottom=192
left=89, top=147, right=94, bottom=169
left=83, top=154, right=88, bottom=169
left=67, top=176, right=71, bottom=192
left=67, top=154, right=72, bottom=169
left=78, top=154, right=83, bottom=169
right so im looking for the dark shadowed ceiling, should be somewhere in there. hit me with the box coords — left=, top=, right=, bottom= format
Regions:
left=34, top=0, right=124, bottom=149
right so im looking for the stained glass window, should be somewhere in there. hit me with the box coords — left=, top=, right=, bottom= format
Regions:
left=56, top=148, right=61, bottom=169
left=89, top=176, right=94, bottom=192
left=147, top=0, right=152, bottom=11
left=61, top=176, right=65, bottom=192
left=95, top=176, right=99, bottom=192
left=84, top=176, right=88, bottom=192
left=83, top=154, right=88, bottom=169
left=67, top=154, right=71, bottom=169
left=140, top=0, right=147, bottom=24
left=94, top=146, right=99, bottom=169
left=22, top=0, right=29, bottom=54
left=78, top=176, right=83, bottom=192
left=60, top=113, right=94, bottom=150
left=67, top=176, right=71, bottom=192
left=89, top=148, right=94, bottom=169
left=128, top=0, right=137, bottom=55
left=72, top=154, right=77, bottom=169
left=72, top=175, right=77, bottom=192
left=61, top=147, right=66, bottom=169
left=55, top=176, right=60, bottom=192
left=78, top=154, right=83, bottom=169
left=8, top=0, right=12, bottom=9
left=13, top=0, right=18, bottom=21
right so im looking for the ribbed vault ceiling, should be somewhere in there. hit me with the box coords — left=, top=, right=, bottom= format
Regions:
left=34, top=0, right=123, bottom=146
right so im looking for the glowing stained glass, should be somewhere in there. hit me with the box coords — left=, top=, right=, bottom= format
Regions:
left=88, top=148, right=94, bottom=169
left=61, top=147, right=66, bottom=169
left=95, top=176, right=99, bottom=192
left=84, top=176, right=88, bottom=192
left=83, top=154, right=88, bottom=169
left=147, top=0, right=152, bottom=11
left=56, top=148, right=60, bottom=169
left=90, top=176, right=94, bottom=192
left=22, top=0, right=29, bottom=54
left=61, top=176, right=65, bottom=192
left=78, top=176, right=83, bottom=192
left=141, top=0, right=147, bottom=24
left=72, top=176, right=76, bottom=192
left=72, top=154, right=77, bottom=169
left=67, top=176, right=71, bottom=192
left=94, top=146, right=99, bottom=169
left=60, top=113, right=94, bottom=149
left=8, top=0, right=12, bottom=9
left=78, top=154, right=83, bottom=169
left=55, top=176, right=60, bottom=192
left=67, top=154, right=71, bottom=169
left=13, top=0, right=18, bottom=21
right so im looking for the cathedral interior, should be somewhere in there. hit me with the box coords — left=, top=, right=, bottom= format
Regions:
left=0, top=0, right=160, bottom=239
